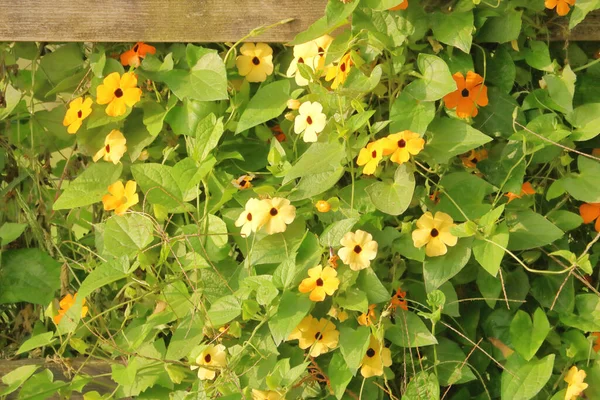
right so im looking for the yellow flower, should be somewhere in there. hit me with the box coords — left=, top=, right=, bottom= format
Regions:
left=357, top=140, right=387, bottom=175
left=286, top=35, right=333, bottom=86
left=231, top=174, right=255, bottom=190
left=383, top=131, right=425, bottom=164
left=260, top=197, right=296, bottom=235
left=137, top=149, right=150, bottom=161
left=328, top=306, right=349, bottom=322
left=315, top=200, right=331, bottom=213
left=412, top=212, right=457, bottom=257
left=325, top=52, right=352, bottom=89
left=236, top=43, right=274, bottom=83
left=461, top=149, right=488, bottom=169
left=190, top=344, right=227, bottom=381
left=93, top=130, right=127, bottom=164
left=565, top=366, right=588, bottom=400
left=102, top=180, right=139, bottom=216
left=338, top=230, right=378, bottom=271
left=287, top=315, right=339, bottom=357
left=298, top=265, right=340, bottom=302
left=360, top=335, right=392, bottom=378
left=53, top=293, right=88, bottom=324
left=287, top=99, right=301, bottom=110
left=235, top=198, right=269, bottom=238
left=96, top=72, right=142, bottom=117
left=62, top=97, right=93, bottom=134
left=358, top=304, right=377, bottom=326
left=251, top=389, right=284, bottom=400
left=294, top=101, right=327, bottom=142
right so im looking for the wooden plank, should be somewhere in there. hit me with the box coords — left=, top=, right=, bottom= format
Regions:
left=558, top=11, right=600, bottom=41
left=0, top=0, right=326, bottom=43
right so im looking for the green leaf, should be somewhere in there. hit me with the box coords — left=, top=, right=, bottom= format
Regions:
left=236, top=80, right=290, bottom=134
left=403, top=372, right=440, bottom=400
left=509, top=309, right=550, bottom=361
left=543, top=65, right=576, bottom=113
left=559, top=156, right=600, bottom=203
left=53, top=163, right=123, bottom=210
left=546, top=210, right=583, bottom=232
left=0, top=249, right=61, bottom=305
left=436, top=172, right=495, bottom=221
left=570, top=0, right=600, bottom=29
left=320, top=218, right=359, bottom=247
left=506, top=210, right=563, bottom=251
left=328, top=352, right=353, bottom=399
left=431, top=11, right=474, bottom=53
left=289, top=0, right=359, bottom=45
left=477, top=10, right=522, bottom=43
left=162, top=49, right=227, bottom=101
left=390, top=91, right=436, bottom=135
left=337, top=288, right=369, bottom=312
left=283, top=142, right=345, bottom=183
left=103, top=214, right=154, bottom=258
left=357, top=268, right=390, bottom=304
left=525, top=41, right=554, bottom=72
left=0, top=222, right=27, bottom=246
left=339, top=325, right=370, bottom=374
left=566, top=103, right=600, bottom=141
left=268, top=292, right=312, bottom=345
left=0, top=84, right=22, bottom=121
left=423, top=238, right=472, bottom=292
left=78, top=256, right=130, bottom=298
left=473, top=222, right=509, bottom=277
left=141, top=101, right=167, bottom=136
left=192, top=114, right=224, bottom=162
left=207, top=295, right=241, bottom=327
left=385, top=310, right=438, bottom=348
left=287, top=166, right=345, bottom=201
left=366, top=164, right=415, bottom=215
left=165, top=315, right=205, bottom=360
left=424, top=338, right=476, bottom=385
left=131, top=163, right=183, bottom=209
left=17, top=332, right=55, bottom=355
left=425, top=117, right=492, bottom=163
left=405, top=54, right=456, bottom=101
left=501, top=354, right=555, bottom=400
left=0, top=365, right=39, bottom=396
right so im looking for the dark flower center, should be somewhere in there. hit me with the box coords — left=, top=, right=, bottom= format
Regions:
left=269, top=207, right=278, bottom=216
left=204, top=354, right=211, bottom=363
left=105, top=144, right=111, bottom=153
left=318, top=47, right=325, bottom=54
left=252, top=56, right=260, bottom=65
left=315, top=331, right=323, bottom=340
left=77, top=110, right=83, bottom=118
left=470, top=157, right=478, bottom=164
left=430, top=228, right=439, bottom=237
left=398, top=139, right=406, bottom=148
left=461, top=88, right=470, bottom=97
left=246, top=213, right=252, bottom=221
left=114, top=88, right=124, bottom=98
left=298, top=57, right=304, bottom=64
left=133, top=44, right=139, bottom=52
left=366, top=348, right=375, bottom=357
left=340, top=63, right=346, bottom=72
left=307, top=116, right=313, bottom=124
left=353, top=245, right=362, bottom=254
left=316, top=278, right=324, bottom=286
left=371, top=150, right=377, bottom=158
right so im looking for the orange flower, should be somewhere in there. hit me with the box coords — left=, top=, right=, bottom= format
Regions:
left=579, top=203, right=600, bottom=232
left=443, top=71, right=489, bottom=119
left=390, top=288, right=408, bottom=311
left=505, top=182, right=535, bottom=203
left=429, top=191, right=441, bottom=205
left=389, top=0, right=408, bottom=10
left=270, top=125, right=286, bottom=142
left=358, top=304, right=377, bottom=326
left=545, top=0, right=575, bottom=16
left=120, top=42, right=157, bottom=67
left=592, top=148, right=600, bottom=157
left=231, top=174, right=254, bottom=190
left=315, top=200, right=331, bottom=213
left=592, top=332, right=600, bottom=352
left=53, top=293, right=88, bottom=324
left=461, top=149, right=488, bottom=169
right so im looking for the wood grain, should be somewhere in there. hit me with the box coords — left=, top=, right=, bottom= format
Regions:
left=0, top=0, right=326, bottom=43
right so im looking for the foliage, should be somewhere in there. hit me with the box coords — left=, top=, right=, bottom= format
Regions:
left=2, top=0, right=600, bottom=399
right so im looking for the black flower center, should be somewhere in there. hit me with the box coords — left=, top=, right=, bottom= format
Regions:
left=366, top=348, right=375, bottom=357
left=316, top=278, right=324, bottom=286
left=298, top=57, right=304, bottom=64
left=430, top=228, right=439, bottom=237
left=461, top=88, right=470, bottom=97
left=114, top=88, right=123, bottom=98
left=204, top=354, right=211, bottom=363
left=269, top=207, right=278, bottom=216
left=77, top=110, right=83, bottom=118
left=318, top=47, right=325, bottom=55
left=371, top=150, right=377, bottom=158
left=340, top=63, right=347, bottom=72
left=246, top=213, right=252, bottom=221
left=398, top=139, right=406, bottom=148
left=105, top=144, right=111, bottom=153
left=252, top=57, right=260, bottom=65
left=315, top=331, right=323, bottom=340
left=307, top=116, right=313, bottom=125
left=133, top=44, right=139, bottom=52
left=470, top=157, right=478, bottom=164
left=354, top=245, right=362, bottom=254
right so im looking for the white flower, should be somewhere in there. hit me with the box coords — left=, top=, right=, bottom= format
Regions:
left=294, top=101, right=327, bottom=142
left=260, top=198, right=296, bottom=235
left=338, top=230, right=378, bottom=271
left=286, top=35, right=333, bottom=86
left=235, top=198, right=269, bottom=238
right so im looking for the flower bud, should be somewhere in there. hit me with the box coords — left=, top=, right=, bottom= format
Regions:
left=287, top=99, right=301, bottom=110
left=315, top=200, right=331, bottom=213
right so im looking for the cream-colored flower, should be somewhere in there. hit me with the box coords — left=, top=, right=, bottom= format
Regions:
left=236, top=43, right=274, bottom=83
left=564, top=366, right=588, bottom=400
left=338, top=230, right=378, bottom=271
left=286, top=35, right=333, bottom=86
left=360, top=335, right=392, bottom=378
left=298, top=265, right=340, bottom=302
left=260, top=197, right=296, bottom=235
left=294, top=101, right=327, bottom=142
left=287, top=315, right=339, bottom=357
left=235, top=198, right=269, bottom=238
left=252, top=389, right=284, bottom=400
left=93, top=130, right=127, bottom=164
left=190, top=344, right=227, bottom=381
left=412, top=212, right=457, bottom=257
